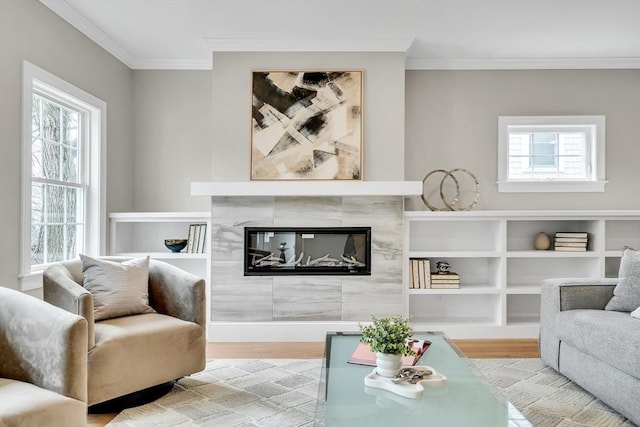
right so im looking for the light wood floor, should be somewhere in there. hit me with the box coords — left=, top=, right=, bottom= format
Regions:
left=87, top=339, right=539, bottom=426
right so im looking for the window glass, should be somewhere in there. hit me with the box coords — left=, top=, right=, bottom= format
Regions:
left=498, top=116, right=605, bottom=193
left=30, top=94, right=85, bottom=267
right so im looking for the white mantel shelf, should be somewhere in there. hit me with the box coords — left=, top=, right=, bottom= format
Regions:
left=191, top=181, right=423, bottom=197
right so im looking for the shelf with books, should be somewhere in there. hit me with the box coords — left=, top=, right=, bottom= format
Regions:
left=506, top=219, right=600, bottom=251
left=404, top=210, right=640, bottom=339
left=108, top=212, right=211, bottom=282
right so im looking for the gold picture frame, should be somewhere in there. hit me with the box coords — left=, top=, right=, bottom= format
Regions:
left=250, top=70, right=363, bottom=180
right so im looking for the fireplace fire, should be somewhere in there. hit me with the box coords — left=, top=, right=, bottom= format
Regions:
left=244, top=227, right=371, bottom=276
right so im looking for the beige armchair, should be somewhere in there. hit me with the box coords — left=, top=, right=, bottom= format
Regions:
left=43, top=257, right=206, bottom=407
left=0, top=287, right=88, bottom=427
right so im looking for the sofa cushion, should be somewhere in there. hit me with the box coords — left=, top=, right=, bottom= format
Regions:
left=605, top=247, right=640, bottom=312
left=81, top=255, right=155, bottom=321
left=556, top=309, right=640, bottom=380
left=0, top=378, right=86, bottom=427
left=632, top=306, right=640, bottom=319
left=87, top=313, right=204, bottom=405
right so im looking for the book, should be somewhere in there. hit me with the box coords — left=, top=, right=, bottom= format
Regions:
left=187, top=224, right=197, bottom=253
left=430, top=284, right=460, bottom=289
left=410, top=259, right=421, bottom=289
left=555, top=232, right=588, bottom=238
left=422, top=259, right=431, bottom=288
left=554, top=246, right=587, bottom=252
left=191, top=224, right=201, bottom=254
left=554, top=237, right=588, bottom=243
left=554, top=242, right=587, bottom=247
left=417, top=259, right=426, bottom=289
left=409, top=258, right=432, bottom=289
left=197, top=223, right=207, bottom=253
left=348, top=339, right=431, bottom=367
left=431, top=272, right=459, bottom=279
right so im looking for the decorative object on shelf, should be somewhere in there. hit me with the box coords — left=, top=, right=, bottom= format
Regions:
left=359, top=315, right=415, bottom=378
left=164, top=239, right=188, bottom=253
left=431, top=261, right=460, bottom=288
left=421, top=168, right=480, bottom=211
left=534, top=232, right=552, bottom=250
left=250, top=70, right=363, bottom=181
left=435, top=260, right=450, bottom=274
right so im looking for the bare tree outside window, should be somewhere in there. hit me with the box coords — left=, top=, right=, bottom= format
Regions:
left=31, top=94, right=84, bottom=266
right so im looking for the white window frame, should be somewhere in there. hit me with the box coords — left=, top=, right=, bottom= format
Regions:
left=20, top=61, right=106, bottom=290
left=497, top=115, right=607, bottom=193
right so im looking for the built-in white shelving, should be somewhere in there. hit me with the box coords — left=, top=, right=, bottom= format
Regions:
left=108, top=211, right=211, bottom=277
left=404, top=210, right=640, bottom=338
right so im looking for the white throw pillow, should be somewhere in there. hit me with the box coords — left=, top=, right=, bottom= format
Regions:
left=631, top=307, right=640, bottom=320
left=80, top=255, right=155, bottom=321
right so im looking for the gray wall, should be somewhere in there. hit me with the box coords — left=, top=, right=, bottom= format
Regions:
left=132, top=71, right=212, bottom=211
left=405, top=70, right=640, bottom=211
left=0, top=0, right=133, bottom=292
left=210, top=52, right=406, bottom=181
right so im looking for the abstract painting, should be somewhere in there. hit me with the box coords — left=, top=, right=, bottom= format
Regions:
left=251, top=71, right=363, bottom=180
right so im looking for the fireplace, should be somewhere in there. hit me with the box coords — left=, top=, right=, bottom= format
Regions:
left=244, top=226, right=371, bottom=276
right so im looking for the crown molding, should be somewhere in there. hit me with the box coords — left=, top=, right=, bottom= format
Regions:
left=37, top=1, right=640, bottom=71
left=39, top=0, right=135, bottom=68
left=203, top=38, right=415, bottom=53
left=130, top=58, right=213, bottom=70
left=406, top=57, right=640, bottom=70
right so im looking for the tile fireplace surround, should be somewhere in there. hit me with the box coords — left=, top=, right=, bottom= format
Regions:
left=192, top=181, right=422, bottom=340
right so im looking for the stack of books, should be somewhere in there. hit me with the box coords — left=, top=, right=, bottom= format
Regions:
left=187, top=223, right=208, bottom=253
left=430, top=272, right=460, bottom=288
left=554, top=232, right=588, bottom=252
left=409, top=258, right=431, bottom=289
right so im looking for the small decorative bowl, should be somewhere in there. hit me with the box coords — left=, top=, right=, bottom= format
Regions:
left=164, top=239, right=188, bottom=253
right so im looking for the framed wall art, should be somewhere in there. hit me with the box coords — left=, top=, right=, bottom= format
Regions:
left=250, top=70, right=363, bottom=180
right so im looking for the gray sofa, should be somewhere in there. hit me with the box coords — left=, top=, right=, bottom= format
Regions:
left=540, top=278, right=640, bottom=425
left=0, top=287, right=88, bottom=427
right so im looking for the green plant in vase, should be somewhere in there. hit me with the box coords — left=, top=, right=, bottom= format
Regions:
left=360, top=314, right=415, bottom=377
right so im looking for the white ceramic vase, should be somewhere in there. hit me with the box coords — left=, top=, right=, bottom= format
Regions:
left=375, top=352, right=403, bottom=378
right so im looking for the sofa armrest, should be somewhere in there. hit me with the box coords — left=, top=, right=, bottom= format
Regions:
left=148, top=260, right=206, bottom=328
left=0, top=287, right=88, bottom=403
left=539, top=278, right=617, bottom=370
left=43, top=263, right=96, bottom=349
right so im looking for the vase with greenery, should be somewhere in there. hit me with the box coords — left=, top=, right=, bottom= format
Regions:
left=359, top=314, right=415, bottom=377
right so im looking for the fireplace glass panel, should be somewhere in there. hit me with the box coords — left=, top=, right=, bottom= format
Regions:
left=244, top=227, right=371, bottom=275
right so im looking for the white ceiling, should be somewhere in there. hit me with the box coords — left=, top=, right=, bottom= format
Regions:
left=40, top=0, right=640, bottom=70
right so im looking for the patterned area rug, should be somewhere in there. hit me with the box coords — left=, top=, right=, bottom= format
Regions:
left=472, top=359, right=634, bottom=427
left=106, top=358, right=635, bottom=427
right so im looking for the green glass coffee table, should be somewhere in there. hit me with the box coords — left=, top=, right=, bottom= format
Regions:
left=314, top=331, right=531, bottom=427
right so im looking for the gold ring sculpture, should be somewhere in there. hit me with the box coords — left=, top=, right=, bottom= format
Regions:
left=421, top=169, right=480, bottom=211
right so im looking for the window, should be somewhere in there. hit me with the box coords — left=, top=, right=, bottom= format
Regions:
left=498, top=116, right=606, bottom=193
left=20, top=62, right=106, bottom=290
